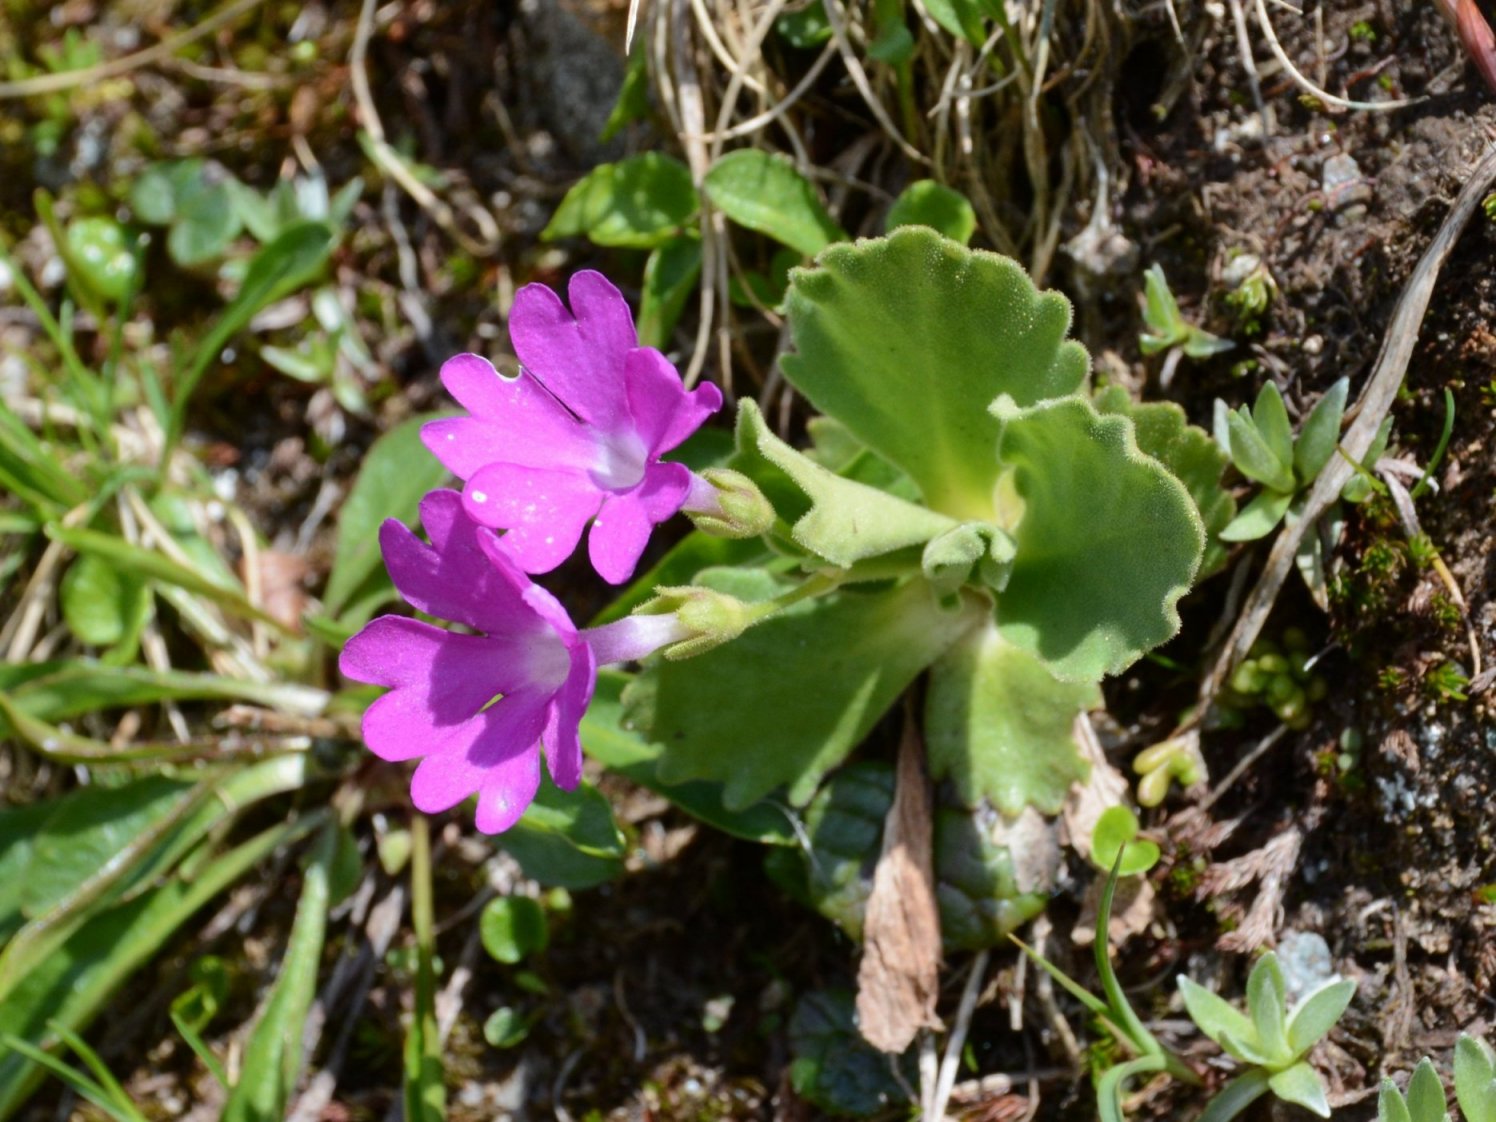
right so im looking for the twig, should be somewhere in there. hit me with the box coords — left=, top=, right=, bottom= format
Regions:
left=930, top=951, right=990, bottom=1120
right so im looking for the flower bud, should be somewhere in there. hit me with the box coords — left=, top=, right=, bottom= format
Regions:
left=683, top=469, right=776, bottom=539
left=638, top=584, right=757, bottom=659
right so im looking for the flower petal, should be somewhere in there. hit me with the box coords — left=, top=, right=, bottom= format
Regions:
left=408, top=689, right=550, bottom=815
left=587, top=463, right=692, bottom=584
left=463, top=463, right=600, bottom=574
left=624, top=347, right=723, bottom=456
left=423, top=365, right=597, bottom=478
left=345, top=618, right=557, bottom=762
left=508, top=271, right=634, bottom=431
left=378, top=492, right=538, bottom=636
left=474, top=747, right=543, bottom=834
left=542, top=639, right=596, bottom=789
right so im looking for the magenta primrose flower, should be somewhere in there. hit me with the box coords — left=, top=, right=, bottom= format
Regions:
left=341, top=490, right=689, bottom=833
left=421, top=271, right=723, bottom=584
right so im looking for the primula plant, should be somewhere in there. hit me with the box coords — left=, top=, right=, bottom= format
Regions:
left=343, top=227, right=1209, bottom=852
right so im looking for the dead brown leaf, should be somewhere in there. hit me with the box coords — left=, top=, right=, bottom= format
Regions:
left=855, top=717, right=944, bottom=1053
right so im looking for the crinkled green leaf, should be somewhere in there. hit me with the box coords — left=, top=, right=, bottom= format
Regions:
left=324, top=412, right=455, bottom=619
left=885, top=180, right=976, bottom=245
left=925, top=622, right=1096, bottom=814
left=735, top=399, right=956, bottom=566
left=582, top=670, right=796, bottom=845
left=766, top=762, right=1050, bottom=951
left=992, top=395, right=1203, bottom=681
left=542, top=153, right=698, bottom=249
left=1286, top=977, right=1355, bottom=1056
left=1294, top=377, right=1348, bottom=483
left=920, top=521, right=1014, bottom=596
left=1268, top=1061, right=1331, bottom=1118
left=1455, top=1035, right=1496, bottom=1122
left=1219, top=487, right=1293, bottom=542
left=788, top=990, right=912, bottom=1116
left=934, top=805, right=1049, bottom=950
left=764, top=762, right=889, bottom=940
left=781, top=228, right=1088, bottom=520
left=637, top=577, right=979, bottom=809
left=1094, top=387, right=1236, bottom=577
left=703, top=150, right=845, bottom=257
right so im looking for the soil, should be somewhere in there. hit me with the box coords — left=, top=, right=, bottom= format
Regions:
left=5, top=0, right=1496, bottom=1119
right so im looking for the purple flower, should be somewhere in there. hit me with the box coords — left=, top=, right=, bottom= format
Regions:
left=421, top=271, right=723, bottom=584
left=339, top=490, right=595, bottom=834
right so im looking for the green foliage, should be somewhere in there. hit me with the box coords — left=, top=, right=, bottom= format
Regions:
left=991, top=395, right=1203, bottom=681
left=1455, top=1035, right=1496, bottom=1122
left=1090, top=806, right=1159, bottom=876
left=129, top=159, right=243, bottom=267
left=1216, top=378, right=1355, bottom=542
left=495, top=775, right=627, bottom=890
left=1179, top=952, right=1354, bottom=1118
left=1093, top=386, right=1237, bottom=578
left=885, top=179, right=977, bottom=244
left=704, top=149, right=847, bottom=256
left=637, top=235, right=702, bottom=348
left=787, top=990, right=913, bottom=1116
left=1139, top=265, right=1233, bottom=360
left=221, top=826, right=336, bottom=1122
left=781, top=227, right=1087, bottom=519
left=925, top=623, right=1097, bottom=814
left=320, top=412, right=457, bottom=631
left=764, top=762, right=1050, bottom=950
left=1132, top=738, right=1203, bottom=807
left=479, top=897, right=549, bottom=965
left=543, top=153, right=698, bottom=248
left=1220, top=630, right=1327, bottom=729
left=638, top=576, right=980, bottom=809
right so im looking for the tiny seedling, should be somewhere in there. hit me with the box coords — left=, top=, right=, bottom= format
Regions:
left=1140, top=265, right=1234, bottom=362
left=1179, top=951, right=1355, bottom=1119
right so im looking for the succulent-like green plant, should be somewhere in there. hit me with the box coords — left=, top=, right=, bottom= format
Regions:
left=1379, top=1035, right=1496, bottom=1122
left=1140, top=264, right=1234, bottom=361
left=1179, top=951, right=1355, bottom=1119
left=1215, top=378, right=1348, bottom=541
